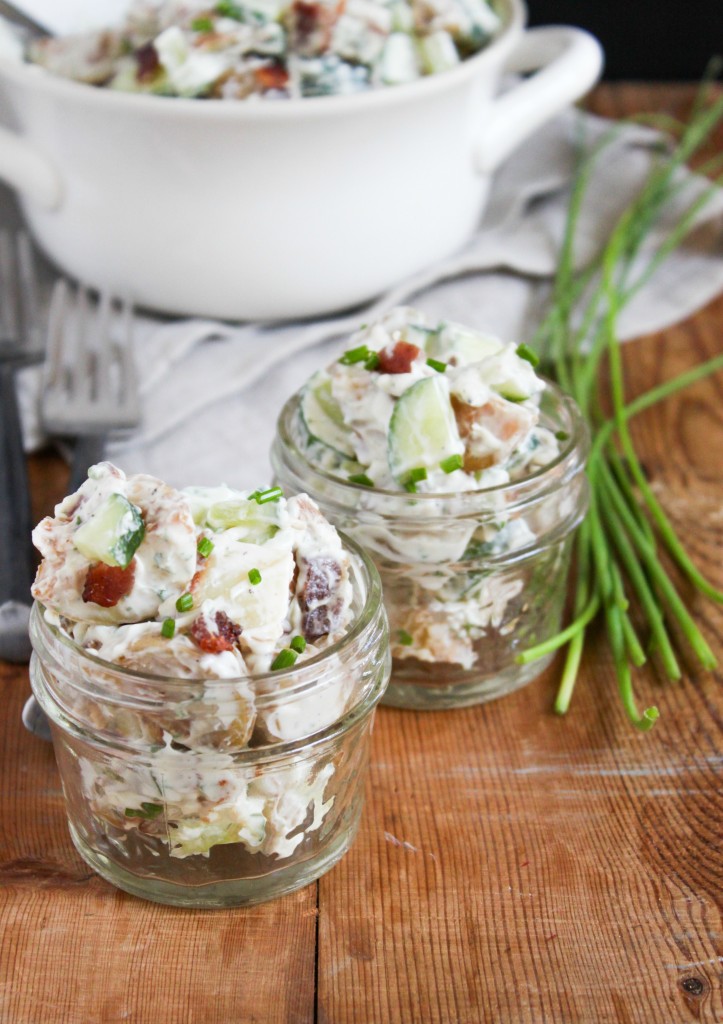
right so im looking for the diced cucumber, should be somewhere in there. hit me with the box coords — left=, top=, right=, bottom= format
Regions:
left=390, top=0, right=414, bottom=33
left=419, top=31, right=460, bottom=75
left=428, top=322, right=505, bottom=365
left=387, top=376, right=463, bottom=482
left=460, top=0, right=501, bottom=37
left=73, top=493, right=145, bottom=569
left=300, top=373, right=356, bottom=459
left=378, top=32, right=420, bottom=85
left=205, top=498, right=280, bottom=543
left=480, top=349, right=541, bottom=402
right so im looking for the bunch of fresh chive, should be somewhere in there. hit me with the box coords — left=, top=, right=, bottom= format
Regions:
left=517, top=73, right=723, bottom=730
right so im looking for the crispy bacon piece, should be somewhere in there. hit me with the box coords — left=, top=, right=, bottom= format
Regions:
left=82, top=561, right=136, bottom=608
left=377, top=341, right=422, bottom=375
left=135, top=42, right=161, bottom=83
left=452, top=395, right=536, bottom=472
left=190, top=611, right=241, bottom=654
left=298, top=556, right=342, bottom=640
left=254, top=63, right=289, bottom=90
left=288, top=0, right=343, bottom=56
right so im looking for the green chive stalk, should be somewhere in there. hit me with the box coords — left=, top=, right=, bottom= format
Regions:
left=518, top=79, right=723, bottom=729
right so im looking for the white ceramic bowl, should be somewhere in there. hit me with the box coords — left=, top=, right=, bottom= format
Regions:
left=0, top=1, right=602, bottom=320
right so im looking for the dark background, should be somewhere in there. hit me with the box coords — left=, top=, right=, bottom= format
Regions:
left=526, top=1, right=722, bottom=80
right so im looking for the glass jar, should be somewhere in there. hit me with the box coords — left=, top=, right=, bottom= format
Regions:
left=272, top=382, right=589, bottom=710
left=30, top=538, right=389, bottom=908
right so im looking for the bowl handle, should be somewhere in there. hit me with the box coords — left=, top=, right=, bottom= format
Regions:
left=0, top=124, right=62, bottom=209
left=473, top=26, right=603, bottom=174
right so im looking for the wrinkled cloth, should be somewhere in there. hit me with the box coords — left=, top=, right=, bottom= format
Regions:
left=14, top=105, right=723, bottom=490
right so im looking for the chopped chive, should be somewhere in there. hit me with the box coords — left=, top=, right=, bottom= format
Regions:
left=339, top=344, right=370, bottom=366
left=426, top=357, right=447, bottom=373
left=249, top=486, right=283, bottom=504
left=364, top=353, right=381, bottom=371
left=290, top=635, right=307, bottom=654
left=191, top=16, right=214, bottom=31
left=215, top=1, right=243, bottom=18
left=516, top=343, right=540, bottom=367
left=348, top=473, right=374, bottom=488
left=404, top=481, right=418, bottom=493
left=175, top=592, right=193, bottom=613
left=398, top=630, right=414, bottom=646
left=125, top=802, right=163, bottom=820
left=271, top=648, right=298, bottom=670
left=197, top=536, right=214, bottom=558
left=161, top=617, right=176, bottom=639
left=248, top=568, right=262, bottom=585
left=555, top=430, right=570, bottom=441
left=407, top=467, right=428, bottom=485
left=440, top=454, right=464, bottom=474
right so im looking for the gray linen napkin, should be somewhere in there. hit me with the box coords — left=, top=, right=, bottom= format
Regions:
left=15, top=105, right=723, bottom=490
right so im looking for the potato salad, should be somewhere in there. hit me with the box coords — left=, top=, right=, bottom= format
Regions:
left=287, top=306, right=563, bottom=672
left=27, top=0, right=502, bottom=99
left=32, top=464, right=357, bottom=859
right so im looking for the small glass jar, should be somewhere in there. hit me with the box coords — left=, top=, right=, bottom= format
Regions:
left=29, top=538, right=389, bottom=908
left=272, top=382, right=589, bottom=710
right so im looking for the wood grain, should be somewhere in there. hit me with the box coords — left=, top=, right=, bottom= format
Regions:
left=1, top=85, right=722, bottom=1024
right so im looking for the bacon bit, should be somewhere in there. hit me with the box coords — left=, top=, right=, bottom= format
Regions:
left=135, top=43, right=161, bottom=82
left=190, top=568, right=206, bottom=593
left=302, top=556, right=341, bottom=603
left=190, top=611, right=241, bottom=654
left=297, top=557, right=343, bottom=640
left=254, top=63, right=289, bottom=90
left=293, top=1, right=322, bottom=42
left=289, top=562, right=300, bottom=597
left=82, top=561, right=136, bottom=607
left=303, top=605, right=330, bottom=640
left=289, top=0, right=343, bottom=54
left=377, top=341, right=422, bottom=375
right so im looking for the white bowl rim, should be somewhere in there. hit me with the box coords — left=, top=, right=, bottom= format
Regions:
left=0, top=0, right=525, bottom=120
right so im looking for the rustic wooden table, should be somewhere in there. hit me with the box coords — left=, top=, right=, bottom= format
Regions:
left=1, top=84, right=722, bottom=1024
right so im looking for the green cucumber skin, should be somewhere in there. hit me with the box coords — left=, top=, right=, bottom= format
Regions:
left=300, top=375, right=356, bottom=459
left=387, top=375, right=463, bottom=482
left=74, top=493, right=145, bottom=569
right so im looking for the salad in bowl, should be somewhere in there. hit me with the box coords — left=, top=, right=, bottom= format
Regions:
left=28, top=0, right=503, bottom=100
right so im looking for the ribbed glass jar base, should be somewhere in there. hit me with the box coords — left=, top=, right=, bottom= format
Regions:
left=272, top=379, right=590, bottom=713
left=30, top=532, right=389, bottom=909
left=382, top=652, right=555, bottom=710
left=67, top=811, right=360, bottom=909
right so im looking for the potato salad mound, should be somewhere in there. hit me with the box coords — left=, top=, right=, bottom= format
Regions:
left=32, top=463, right=352, bottom=674
left=286, top=306, right=563, bottom=671
left=299, top=305, right=557, bottom=494
left=27, top=0, right=502, bottom=100
left=31, top=464, right=358, bottom=860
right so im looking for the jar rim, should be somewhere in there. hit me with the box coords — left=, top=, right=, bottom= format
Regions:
left=273, top=378, right=589, bottom=512
left=30, top=530, right=384, bottom=698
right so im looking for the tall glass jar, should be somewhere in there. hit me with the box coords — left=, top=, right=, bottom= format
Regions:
left=30, top=538, right=389, bottom=908
left=272, top=382, right=589, bottom=709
